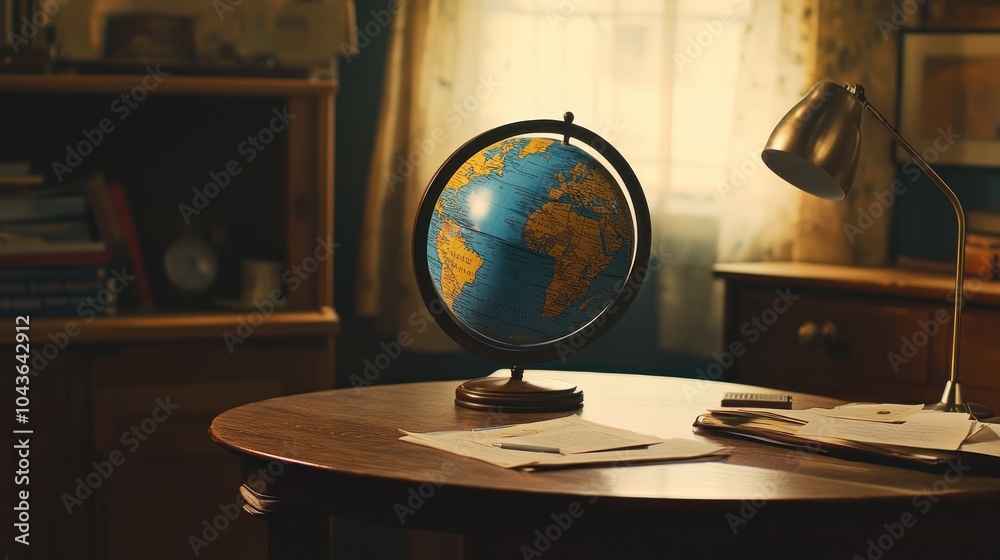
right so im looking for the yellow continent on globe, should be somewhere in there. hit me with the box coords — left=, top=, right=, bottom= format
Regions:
left=435, top=219, right=484, bottom=308
left=518, top=138, right=554, bottom=159
left=523, top=160, right=632, bottom=318
left=434, top=143, right=512, bottom=215
left=523, top=201, right=611, bottom=317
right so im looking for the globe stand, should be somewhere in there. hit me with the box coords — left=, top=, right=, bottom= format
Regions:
left=455, top=365, right=584, bottom=412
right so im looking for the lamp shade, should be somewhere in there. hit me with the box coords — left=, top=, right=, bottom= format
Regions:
left=762, top=82, right=864, bottom=201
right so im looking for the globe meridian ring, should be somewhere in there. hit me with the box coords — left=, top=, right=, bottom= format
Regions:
left=412, top=117, right=652, bottom=366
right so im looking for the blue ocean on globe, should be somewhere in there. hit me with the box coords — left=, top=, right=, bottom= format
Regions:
left=427, top=136, right=635, bottom=348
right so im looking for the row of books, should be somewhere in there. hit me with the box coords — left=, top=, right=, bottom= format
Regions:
left=966, top=211, right=1000, bottom=279
left=895, top=211, right=1000, bottom=278
left=0, top=265, right=119, bottom=317
left=0, top=163, right=151, bottom=317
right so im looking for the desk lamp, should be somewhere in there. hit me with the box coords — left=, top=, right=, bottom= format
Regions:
left=762, top=81, right=985, bottom=417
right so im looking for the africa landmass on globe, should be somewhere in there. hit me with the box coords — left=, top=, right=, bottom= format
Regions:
left=427, top=136, right=635, bottom=347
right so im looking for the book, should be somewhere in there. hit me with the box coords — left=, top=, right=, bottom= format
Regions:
left=0, top=261, right=118, bottom=318
left=0, top=172, right=113, bottom=273
left=0, top=240, right=106, bottom=255
left=0, top=160, right=42, bottom=186
left=968, top=211, right=1000, bottom=236
left=966, top=232, right=1000, bottom=278
left=0, top=295, right=94, bottom=309
left=897, top=235, right=1000, bottom=280
left=0, top=219, right=93, bottom=243
left=0, top=266, right=108, bottom=281
left=239, top=485, right=284, bottom=515
left=0, top=161, right=31, bottom=175
left=0, top=250, right=110, bottom=267
left=0, top=194, right=88, bottom=222
left=0, top=183, right=86, bottom=197
left=0, top=175, right=44, bottom=187
left=83, top=172, right=127, bottom=261
left=0, top=278, right=107, bottom=296
left=108, top=182, right=153, bottom=306
left=0, top=294, right=117, bottom=317
left=967, top=232, right=1000, bottom=248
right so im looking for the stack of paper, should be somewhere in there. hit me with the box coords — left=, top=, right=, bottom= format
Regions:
left=694, top=403, right=1000, bottom=466
left=400, top=415, right=730, bottom=470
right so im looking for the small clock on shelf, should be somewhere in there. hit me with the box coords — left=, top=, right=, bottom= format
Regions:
left=163, top=235, right=219, bottom=295
left=150, top=220, right=231, bottom=309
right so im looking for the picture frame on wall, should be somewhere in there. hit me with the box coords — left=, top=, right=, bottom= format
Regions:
left=897, top=30, right=1000, bottom=167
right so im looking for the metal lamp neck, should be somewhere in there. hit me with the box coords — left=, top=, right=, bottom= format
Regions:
left=845, top=84, right=968, bottom=412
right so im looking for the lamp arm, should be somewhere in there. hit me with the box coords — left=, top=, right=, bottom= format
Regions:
left=859, top=98, right=966, bottom=400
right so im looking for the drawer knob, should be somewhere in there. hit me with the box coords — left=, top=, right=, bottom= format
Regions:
left=820, top=321, right=839, bottom=343
left=797, top=321, right=818, bottom=347
left=797, top=321, right=839, bottom=347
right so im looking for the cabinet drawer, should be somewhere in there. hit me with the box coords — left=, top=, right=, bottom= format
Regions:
left=731, top=289, right=937, bottom=388
left=88, top=339, right=323, bottom=455
left=92, top=380, right=281, bottom=456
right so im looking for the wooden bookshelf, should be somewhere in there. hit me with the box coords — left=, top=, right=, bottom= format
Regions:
left=0, top=74, right=338, bottom=560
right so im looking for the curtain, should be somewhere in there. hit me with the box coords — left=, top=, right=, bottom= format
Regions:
left=661, top=0, right=819, bottom=355
left=356, top=0, right=489, bottom=350
left=801, top=0, right=900, bottom=266
left=357, top=0, right=899, bottom=354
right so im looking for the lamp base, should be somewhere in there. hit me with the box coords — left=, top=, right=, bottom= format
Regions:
left=455, top=369, right=583, bottom=412
left=926, top=381, right=995, bottom=420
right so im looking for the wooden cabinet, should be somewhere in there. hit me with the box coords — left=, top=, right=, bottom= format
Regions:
left=0, top=75, right=339, bottom=560
left=715, top=262, right=1000, bottom=413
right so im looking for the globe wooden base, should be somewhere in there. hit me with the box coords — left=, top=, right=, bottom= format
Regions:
left=455, top=373, right=583, bottom=412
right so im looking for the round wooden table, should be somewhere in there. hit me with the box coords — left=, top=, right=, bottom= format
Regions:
left=210, top=371, right=1000, bottom=559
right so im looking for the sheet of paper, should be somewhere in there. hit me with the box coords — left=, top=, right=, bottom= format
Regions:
left=959, top=422, right=1000, bottom=458
left=398, top=416, right=721, bottom=469
left=399, top=431, right=549, bottom=468
left=707, top=404, right=941, bottom=425
left=815, top=403, right=926, bottom=423
left=480, top=415, right=663, bottom=454
left=706, top=408, right=820, bottom=425
left=406, top=415, right=662, bottom=454
left=797, top=414, right=975, bottom=451
left=901, top=410, right=974, bottom=423
left=523, top=439, right=730, bottom=469
left=694, top=413, right=951, bottom=464
left=400, top=431, right=729, bottom=469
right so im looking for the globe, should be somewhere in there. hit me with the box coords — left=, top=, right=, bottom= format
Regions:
left=413, top=114, right=651, bottom=411
left=428, top=136, right=633, bottom=347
